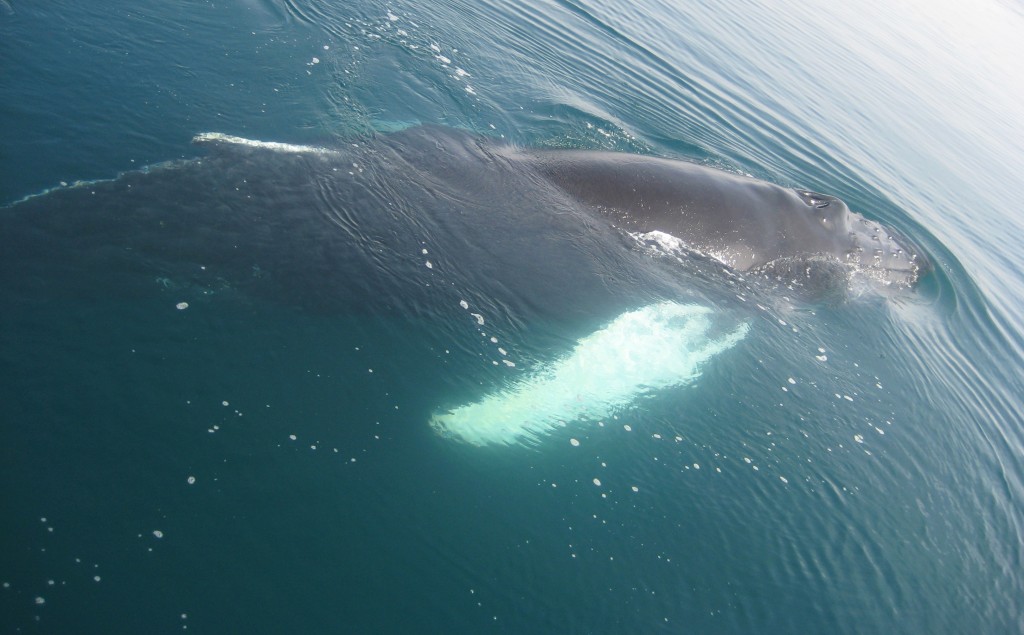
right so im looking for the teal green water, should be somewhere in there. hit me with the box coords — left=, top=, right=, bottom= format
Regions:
left=2, top=0, right=1023, bottom=633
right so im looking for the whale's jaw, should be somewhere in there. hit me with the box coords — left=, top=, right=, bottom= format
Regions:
left=844, top=216, right=928, bottom=290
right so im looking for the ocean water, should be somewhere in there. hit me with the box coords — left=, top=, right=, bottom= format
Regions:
left=1, top=0, right=1023, bottom=633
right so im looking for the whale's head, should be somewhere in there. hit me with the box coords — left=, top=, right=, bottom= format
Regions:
left=791, top=189, right=929, bottom=291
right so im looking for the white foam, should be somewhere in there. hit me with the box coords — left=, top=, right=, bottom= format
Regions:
left=430, top=302, right=748, bottom=446
left=632, top=230, right=689, bottom=255
left=192, top=132, right=341, bottom=156
left=630, top=230, right=751, bottom=269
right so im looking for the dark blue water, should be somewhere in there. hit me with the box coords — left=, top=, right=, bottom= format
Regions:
left=2, top=0, right=1023, bottom=633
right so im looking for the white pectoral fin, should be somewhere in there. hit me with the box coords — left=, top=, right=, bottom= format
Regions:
left=431, top=302, right=748, bottom=446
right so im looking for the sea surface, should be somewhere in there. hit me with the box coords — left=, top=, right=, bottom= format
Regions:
left=2, top=0, right=1023, bottom=633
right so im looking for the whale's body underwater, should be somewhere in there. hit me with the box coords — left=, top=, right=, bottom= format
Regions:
left=2, top=125, right=926, bottom=446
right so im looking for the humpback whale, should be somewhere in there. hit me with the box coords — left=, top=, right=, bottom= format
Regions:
left=1, top=124, right=927, bottom=447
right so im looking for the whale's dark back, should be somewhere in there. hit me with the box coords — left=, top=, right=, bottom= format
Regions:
left=507, top=145, right=925, bottom=289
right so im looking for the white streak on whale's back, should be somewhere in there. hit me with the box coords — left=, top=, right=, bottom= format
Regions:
left=192, top=132, right=342, bottom=156
left=430, top=302, right=748, bottom=446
